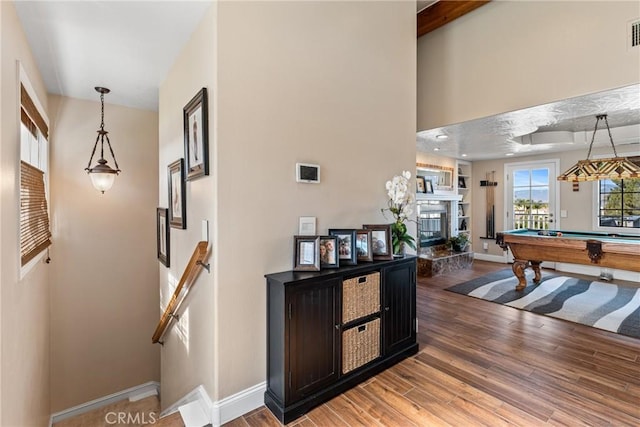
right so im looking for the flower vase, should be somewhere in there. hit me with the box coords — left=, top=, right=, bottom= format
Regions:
left=393, top=242, right=406, bottom=258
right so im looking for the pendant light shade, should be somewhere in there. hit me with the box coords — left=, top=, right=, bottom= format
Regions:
left=85, top=87, right=121, bottom=193
left=557, top=114, right=640, bottom=182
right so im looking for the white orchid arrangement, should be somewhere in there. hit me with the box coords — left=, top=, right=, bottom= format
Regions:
left=382, top=170, right=416, bottom=253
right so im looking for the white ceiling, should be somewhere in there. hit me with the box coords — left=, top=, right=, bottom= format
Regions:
left=14, top=1, right=211, bottom=111
left=14, top=1, right=640, bottom=160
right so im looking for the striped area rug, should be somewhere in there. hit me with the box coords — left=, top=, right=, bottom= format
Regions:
left=446, top=269, right=640, bottom=339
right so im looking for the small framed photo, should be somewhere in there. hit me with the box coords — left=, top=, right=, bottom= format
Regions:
left=363, top=224, right=393, bottom=260
left=356, top=230, right=373, bottom=262
left=425, top=179, right=434, bottom=194
left=319, top=236, right=339, bottom=269
left=168, top=159, right=187, bottom=229
left=328, top=229, right=357, bottom=266
left=184, top=88, right=209, bottom=181
left=416, top=176, right=426, bottom=193
left=458, top=204, right=465, bottom=217
left=157, top=208, right=170, bottom=267
left=298, top=216, right=316, bottom=235
left=458, top=176, right=466, bottom=188
left=293, top=236, right=320, bottom=271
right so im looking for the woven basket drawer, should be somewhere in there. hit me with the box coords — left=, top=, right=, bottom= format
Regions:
left=342, top=272, right=380, bottom=324
left=342, top=318, right=380, bottom=374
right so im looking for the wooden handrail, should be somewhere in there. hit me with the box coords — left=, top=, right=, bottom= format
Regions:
left=152, top=241, right=210, bottom=344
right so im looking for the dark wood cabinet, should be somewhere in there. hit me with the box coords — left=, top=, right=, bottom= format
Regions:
left=265, top=257, right=418, bottom=424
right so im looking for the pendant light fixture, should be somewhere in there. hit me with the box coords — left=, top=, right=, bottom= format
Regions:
left=557, top=114, right=640, bottom=182
left=85, top=87, right=121, bottom=193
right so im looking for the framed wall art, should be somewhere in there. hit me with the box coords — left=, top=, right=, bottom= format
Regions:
left=319, top=236, right=339, bottom=269
left=355, top=229, right=373, bottom=262
left=425, top=179, right=434, bottom=194
left=293, top=236, right=320, bottom=271
left=184, top=87, right=209, bottom=181
left=168, top=158, right=187, bottom=229
left=328, top=229, right=357, bottom=266
left=416, top=176, right=426, bottom=193
left=362, top=224, right=393, bottom=260
left=157, top=207, right=170, bottom=267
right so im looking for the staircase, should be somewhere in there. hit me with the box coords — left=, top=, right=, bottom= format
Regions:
left=52, top=396, right=185, bottom=427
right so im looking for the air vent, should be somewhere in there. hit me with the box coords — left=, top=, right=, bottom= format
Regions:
left=630, top=19, right=640, bottom=48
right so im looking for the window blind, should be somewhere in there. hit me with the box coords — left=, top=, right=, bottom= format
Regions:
left=20, top=84, right=48, bottom=139
left=20, top=160, right=51, bottom=266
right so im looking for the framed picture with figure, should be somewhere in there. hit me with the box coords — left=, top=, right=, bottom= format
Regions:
left=168, top=159, right=186, bottom=229
left=328, top=229, right=357, bottom=266
left=184, top=88, right=209, bottom=181
left=362, top=224, right=393, bottom=260
left=157, top=207, right=170, bottom=267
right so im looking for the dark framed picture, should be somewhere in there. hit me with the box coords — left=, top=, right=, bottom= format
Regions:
left=157, top=207, right=170, bottom=267
left=328, top=229, right=357, bottom=266
left=425, top=179, right=434, bottom=194
left=184, top=87, right=209, bottom=181
left=293, top=236, right=320, bottom=271
left=458, top=176, right=466, bottom=188
left=458, top=204, right=465, bottom=217
left=363, top=224, right=393, bottom=260
left=416, top=176, right=426, bottom=193
left=356, top=229, right=373, bottom=262
left=319, top=236, right=339, bottom=269
left=168, top=159, right=186, bottom=229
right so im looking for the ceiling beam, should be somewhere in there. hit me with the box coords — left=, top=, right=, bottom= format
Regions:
left=417, top=0, right=491, bottom=38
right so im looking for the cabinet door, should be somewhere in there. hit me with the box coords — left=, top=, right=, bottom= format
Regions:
left=382, top=261, right=416, bottom=355
left=287, top=278, right=340, bottom=403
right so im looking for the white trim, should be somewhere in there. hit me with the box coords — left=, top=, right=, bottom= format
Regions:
left=160, top=385, right=213, bottom=419
left=591, top=173, right=640, bottom=236
left=48, top=381, right=160, bottom=426
left=213, top=382, right=266, bottom=426
left=473, top=253, right=508, bottom=263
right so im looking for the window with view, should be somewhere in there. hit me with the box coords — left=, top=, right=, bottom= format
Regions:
left=598, top=173, right=640, bottom=230
left=20, top=81, right=51, bottom=269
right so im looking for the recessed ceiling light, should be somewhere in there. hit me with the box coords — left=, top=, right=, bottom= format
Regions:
left=434, top=147, right=440, bottom=151
left=435, top=134, right=448, bottom=140
left=505, top=153, right=515, bottom=156
left=461, top=154, right=467, bottom=157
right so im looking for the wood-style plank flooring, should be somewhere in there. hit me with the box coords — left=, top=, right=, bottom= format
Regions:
left=225, top=260, right=640, bottom=426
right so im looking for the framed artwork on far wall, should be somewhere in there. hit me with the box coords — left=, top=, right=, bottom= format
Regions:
left=328, top=229, right=357, bottom=266
left=168, top=158, right=187, bottom=229
left=356, top=229, right=373, bottom=262
left=184, top=87, right=209, bottom=181
left=293, top=236, right=320, bottom=271
left=157, top=207, right=170, bottom=267
left=416, top=176, right=426, bottom=193
left=425, top=179, right=434, bottom=194
left=362, top=224, right=393, bottom=260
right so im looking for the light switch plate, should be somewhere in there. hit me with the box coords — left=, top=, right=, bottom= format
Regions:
left=202, top=220, right=209, bottom=242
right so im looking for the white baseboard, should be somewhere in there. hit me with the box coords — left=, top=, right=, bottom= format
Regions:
left=213, top=382, right=266, bottom=426
left=49, top=381, right=160, bottom=426
left=473, top=253, right=508, bottom=263
left=555, top=263, right=640, bottom=283
left=163, top=382, right=266, bottom=427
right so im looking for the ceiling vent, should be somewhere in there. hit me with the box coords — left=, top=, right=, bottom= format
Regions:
left=630, top=19, right=640, bottom=49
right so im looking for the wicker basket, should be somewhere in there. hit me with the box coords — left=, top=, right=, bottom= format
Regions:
left=342, top=272, right=380, bottom=324
left=342, top=318, right=380, bottom=374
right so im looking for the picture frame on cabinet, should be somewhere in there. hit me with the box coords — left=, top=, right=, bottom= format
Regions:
left=168, top=158, right=187, bottom=229
left=319, top=236, right=339, bottom=269
left=355, top=229, right=373, bottom=262
left=184, top=87, right=209, bottom=181
left=425, top=179, right=434, bottom=194
left=157, top=207, right=170, bottom=267
left=362, top=224, right=393, bottom=260
left=416, top=176, right=426, bottom=193
left=293, top=236, right=321, bottom=271
left=458, top=176, right=466, bottom=188
left=328, top=229, right=357, bottom=266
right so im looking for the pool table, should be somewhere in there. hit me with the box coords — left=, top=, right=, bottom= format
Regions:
left=496, top=229, right=640, bottom=291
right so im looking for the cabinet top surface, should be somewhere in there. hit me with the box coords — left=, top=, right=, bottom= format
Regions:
left=265, top=256, right=416, bottom=284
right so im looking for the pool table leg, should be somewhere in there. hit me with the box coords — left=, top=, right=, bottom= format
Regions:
left=530, top=261, right=542, bottom=284
left=512, top=260, right=528, bottom=291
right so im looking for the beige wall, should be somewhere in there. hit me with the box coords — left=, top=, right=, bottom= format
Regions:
left=159, top=0, right=416, bottom=407
left=0, top=1, right=51, bottom=425
left=158, top=3, right=217, bottom=408
left=48, top=95, right=160, bottom=411
left=418, top=0, right=640, bottom=130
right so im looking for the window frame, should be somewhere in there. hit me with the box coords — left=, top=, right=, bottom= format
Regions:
left=19, top=65, right=51, bottom=279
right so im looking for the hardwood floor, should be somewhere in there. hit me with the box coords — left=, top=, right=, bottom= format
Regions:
left=225, top=260, right=640, bottom=427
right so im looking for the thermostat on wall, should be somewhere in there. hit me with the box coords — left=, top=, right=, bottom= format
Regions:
left=296, top=163, right=320, bottom=183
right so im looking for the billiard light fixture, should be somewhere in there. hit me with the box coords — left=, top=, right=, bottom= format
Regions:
left=85, top=87, right=121, bottom=193
left=557, top=114, right=640, bottom=182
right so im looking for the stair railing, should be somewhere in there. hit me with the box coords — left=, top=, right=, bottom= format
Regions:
left=152, top=241, right=210, bottom=344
